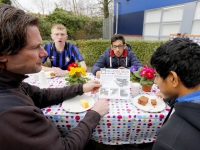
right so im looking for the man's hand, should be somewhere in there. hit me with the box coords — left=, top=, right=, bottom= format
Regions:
left=83, top=80, right=102, bottom=94
left=96, top=71, right=101, bottom=79
left=156, top=91, right=163, bottom=98
left=92, top=98, right=109, bottom=116
left=118, top=66, right=126, bottom=69
left=52, top=67, right=68, bottom=76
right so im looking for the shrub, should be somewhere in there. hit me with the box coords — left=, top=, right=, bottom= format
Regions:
left=42, top=40, right=166, bottom=67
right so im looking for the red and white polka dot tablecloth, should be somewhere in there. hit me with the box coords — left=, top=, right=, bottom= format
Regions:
left=24, top=73, right=170, bottom=145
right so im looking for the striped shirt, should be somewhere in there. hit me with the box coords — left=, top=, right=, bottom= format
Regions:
left=42, top=42, right=83, bottom=70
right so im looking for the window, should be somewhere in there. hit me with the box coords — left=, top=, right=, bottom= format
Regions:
left=191, top=2, right=200, bottom=34
left=162, top=5, right=184, bottom=22
left=194, top=2, right=200, bottom=20
left=191, top=21, right=200, bottom=34
left=161, top=23, right=181, bottom=36
left=143, top=24, right=160, bottom=36
left=145, top=9, right=161, bottom=23
left=143, top=4, right=185, bottom=40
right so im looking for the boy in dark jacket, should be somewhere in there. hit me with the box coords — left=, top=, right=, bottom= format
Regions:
left=91, top=34, right=142, bottom=78
left=151, top=37, right=200, bottom=150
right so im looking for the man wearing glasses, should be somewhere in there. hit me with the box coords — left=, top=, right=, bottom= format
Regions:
left=91, top=34, right=142, bottom=78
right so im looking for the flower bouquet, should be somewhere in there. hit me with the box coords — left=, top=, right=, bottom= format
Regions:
left=65, top=62, right=90, bottom=85
left=130, top=65, right=155, bottom=92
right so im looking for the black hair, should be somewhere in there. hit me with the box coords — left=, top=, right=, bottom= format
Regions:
left=0, top=4, right=39, bottom=55
left=111, top=34, right=125, bottom=44
left=150, top=37, right=200, bottom=88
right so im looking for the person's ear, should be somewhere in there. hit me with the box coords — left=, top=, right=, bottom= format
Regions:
left=66, top=34, right=68, bottom=39
left=50, top=33, right=53, bottom=40
left=0, top=54, right=7, bottom=63
left=110, top=44, right=113, bottom=50
left=123, top=44, right=126, bottom=49
left=169, top=71, right=179, bottom=88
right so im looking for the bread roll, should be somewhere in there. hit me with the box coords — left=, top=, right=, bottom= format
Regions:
left=50, top=72, right=55, bottom=77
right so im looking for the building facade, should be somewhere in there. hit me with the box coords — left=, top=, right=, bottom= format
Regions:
left=114, top=0, right=200, bottom=40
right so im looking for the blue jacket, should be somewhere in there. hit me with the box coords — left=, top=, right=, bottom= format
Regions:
left=91, top=44, right=142, bottom=76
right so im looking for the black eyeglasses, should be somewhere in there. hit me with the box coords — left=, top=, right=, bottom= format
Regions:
left=112, top=44, right=124, bottom=50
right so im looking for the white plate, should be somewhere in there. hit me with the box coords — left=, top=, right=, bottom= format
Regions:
left=133, top=94, right=166, bottom=112
left=62, top=95, right=95, bottom=113
left=45, top=71, right=55, bottom=78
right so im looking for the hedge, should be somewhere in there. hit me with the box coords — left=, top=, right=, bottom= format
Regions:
left=42, top=40, right=166, bottom=67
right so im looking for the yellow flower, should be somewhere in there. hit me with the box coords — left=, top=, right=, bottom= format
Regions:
left=69, top=67, right=76, bottom=76
left=81, top=70, right=86, bottom=76
left=75, top=68, right=82, bottom=73
left=65, top=62, right=90, bottom=85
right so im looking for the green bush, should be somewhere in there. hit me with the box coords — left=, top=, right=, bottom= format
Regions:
left=75, top=40, right=110, bottom=66
left=127, top=40, right=166, bottom=66
left=39, top=8, right=102, bottom=40
left=42, top=40, right=166, bottom=67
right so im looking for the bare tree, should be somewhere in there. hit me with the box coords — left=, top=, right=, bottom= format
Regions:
left=57, top=0, right=102, bottom=17
left=12, top=0, right=113, bottom=18
left=58, top=0, right=72, bottom=12
left=97, top=0, right=114, bottom=18
left=12, top=0, right=59, bottom=15
left=33, top=0, right=49, bottom=15
left=11, top=0, right=30, bottom=12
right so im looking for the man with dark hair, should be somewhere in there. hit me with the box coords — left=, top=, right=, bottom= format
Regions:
left=91, top=34, right=142, bottom=78
left=150, top=37, right=200, bottom=150
left=0, top=4, right=109, bottom=150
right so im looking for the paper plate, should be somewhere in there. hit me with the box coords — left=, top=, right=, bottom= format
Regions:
left=62, top=95, right=95, bottom=113
left=133, top=94, right=166, bottom=112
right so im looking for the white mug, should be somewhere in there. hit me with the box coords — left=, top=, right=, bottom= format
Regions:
left=131, top=82, right=141, bottom=96
left=32, top=73, right=39, bottom=81
left=39, top=71, right=49, bottom=88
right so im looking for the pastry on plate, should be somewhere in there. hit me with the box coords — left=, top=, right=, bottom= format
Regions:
left=151, top=99, right=157, bottom=106
left=138, top=96, right=149, bottom=106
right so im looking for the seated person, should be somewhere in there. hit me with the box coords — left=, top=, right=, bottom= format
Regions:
left=0, top=4, right=109, bottom=150
left=42, top=24, right=87, bottom=76
left=91, top=34, right=142, bottom=78
left=151, top=37, right=200, bottom=149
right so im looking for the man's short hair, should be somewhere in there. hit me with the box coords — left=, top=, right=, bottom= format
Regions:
left=51, top=24, right=67, bottom=34
left=111, top=34, right=125, bottom=44
left=150, top=37, right=200, bottom=88
left=0, top=4, right=39, bottom=55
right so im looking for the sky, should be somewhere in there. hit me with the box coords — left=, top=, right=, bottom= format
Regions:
left=13, top=0, right=65, bottom=14
left=12, top=0, right=99, bottom=15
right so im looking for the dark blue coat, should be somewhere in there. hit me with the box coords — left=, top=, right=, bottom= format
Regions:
left=153, top=102, right=200, bottom=150
left=91, top=44, right=142, bottom=76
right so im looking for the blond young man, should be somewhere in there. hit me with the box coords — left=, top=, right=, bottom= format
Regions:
left=42, top=24, right=87, bottom=76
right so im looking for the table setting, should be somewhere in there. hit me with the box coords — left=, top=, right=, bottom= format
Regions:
left=24, top=71, right=170, bottom=145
